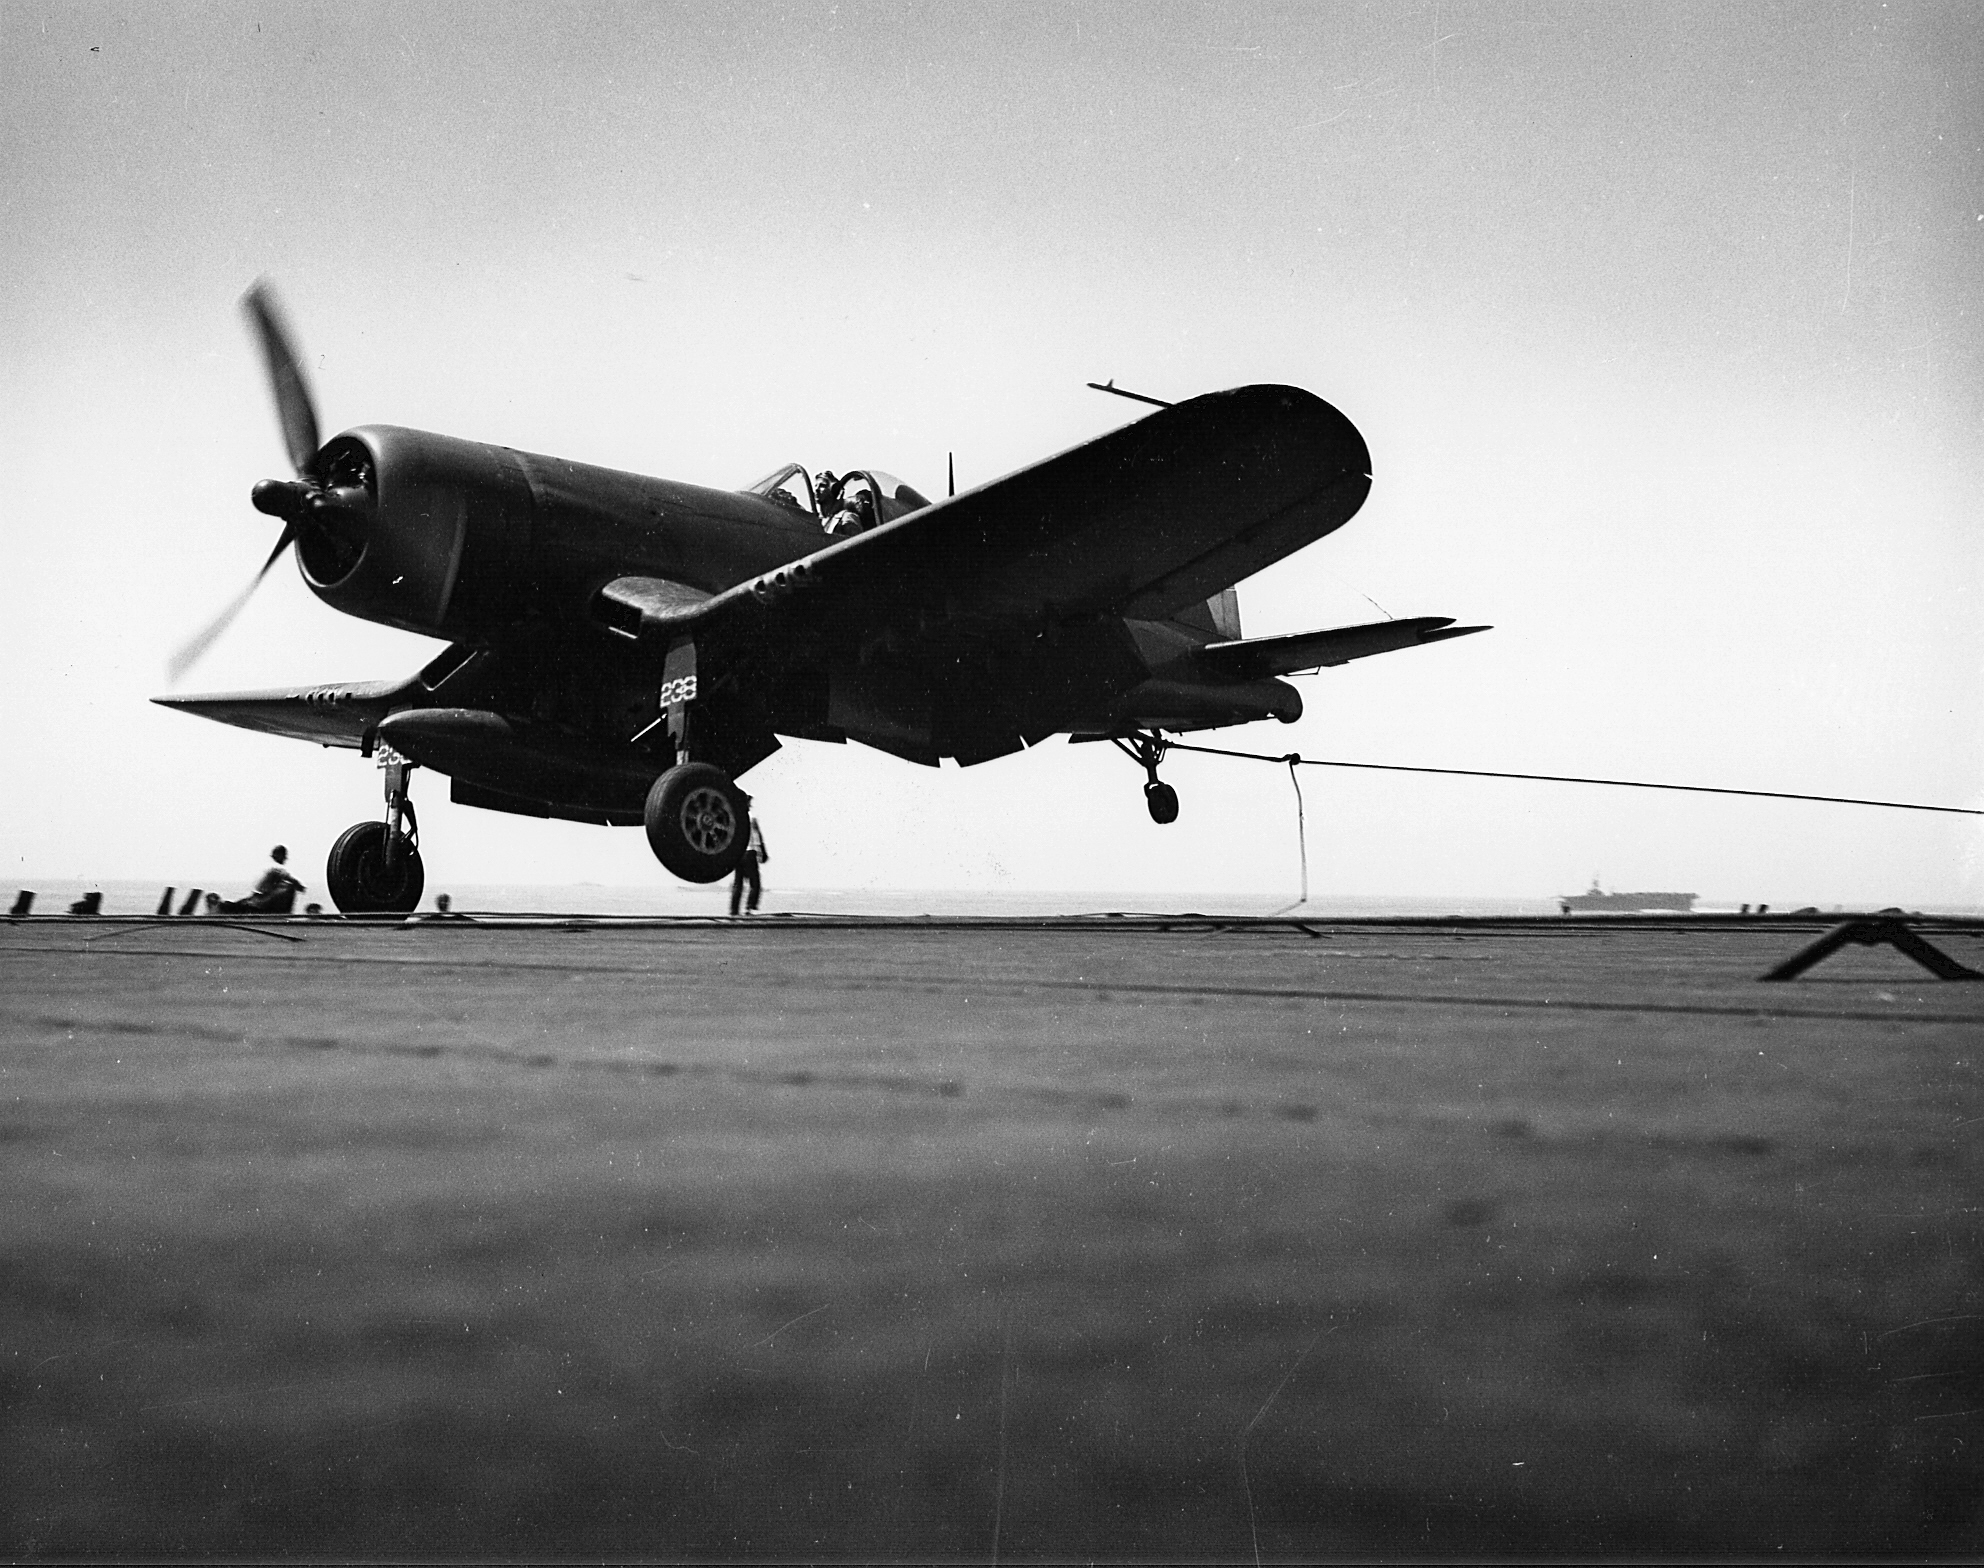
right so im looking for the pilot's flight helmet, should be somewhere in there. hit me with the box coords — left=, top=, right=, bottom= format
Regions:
left=271, top=845, right=288, bottom=862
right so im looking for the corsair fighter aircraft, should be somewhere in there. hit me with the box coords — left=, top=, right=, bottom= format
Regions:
left=158, top=284, right=1486, bottom=912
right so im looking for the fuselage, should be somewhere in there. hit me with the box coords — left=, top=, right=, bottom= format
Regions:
left=304, top=424, right=826, bottom=643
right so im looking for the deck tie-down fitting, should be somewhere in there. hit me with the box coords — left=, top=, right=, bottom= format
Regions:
left=1760, top=916, right=1983, bottom=983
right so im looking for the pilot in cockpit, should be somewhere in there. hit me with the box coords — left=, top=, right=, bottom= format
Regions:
left=813, top=470, right=842, bottom=519
left=827, top=481, right=877, bottom=538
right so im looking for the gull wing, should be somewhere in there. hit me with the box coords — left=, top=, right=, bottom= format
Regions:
left=664, top=384, right=1372, bottom=652
left=152, top=677, right=416, bottom=748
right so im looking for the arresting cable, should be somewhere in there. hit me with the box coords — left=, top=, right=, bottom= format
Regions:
left=1273, top=755, right=1310, bottom=916
left=1161, top=741, right=1984, bottom=817
left=1155, top=738, right=1980, bottom=916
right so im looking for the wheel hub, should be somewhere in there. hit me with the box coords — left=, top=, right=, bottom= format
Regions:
left=679, top=786, right=737, bottom=854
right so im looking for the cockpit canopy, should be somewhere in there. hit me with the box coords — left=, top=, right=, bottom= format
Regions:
left=744, top=464, right=817, bottom=516
left=842, top=470, right=933, bottom=526
left=743, top=465, right=934, bottom=529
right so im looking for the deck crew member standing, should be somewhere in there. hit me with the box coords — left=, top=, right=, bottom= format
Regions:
left=730, top=813, right=768, bottom=917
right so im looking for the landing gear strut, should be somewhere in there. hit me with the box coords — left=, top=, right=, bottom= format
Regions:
left=327, top=745, right=425, bottom=914
left=638, top=637, right=753, bottom=883
left=1113, top=730, right=1179, bottom=825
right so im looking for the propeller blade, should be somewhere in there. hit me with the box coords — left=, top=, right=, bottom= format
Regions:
left=241, top=279, right=321, bottom=476
left=165, top=522, right=298, bottom=683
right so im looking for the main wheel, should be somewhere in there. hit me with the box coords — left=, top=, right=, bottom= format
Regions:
left=326, top=821, right=425, bottom=914
left=645, top=763, right=749, bottom=883
left=1144, top=780, right=1180, bottom=825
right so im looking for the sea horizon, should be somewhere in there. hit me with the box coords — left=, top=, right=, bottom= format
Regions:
left=9, top=877, right=1978, bottom=921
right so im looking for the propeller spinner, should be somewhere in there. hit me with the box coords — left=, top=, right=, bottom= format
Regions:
left=167, top=281, right=369, bottom=681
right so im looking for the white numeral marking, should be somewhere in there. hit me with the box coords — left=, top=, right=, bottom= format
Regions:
left=660, top=675, right=698, bottom=708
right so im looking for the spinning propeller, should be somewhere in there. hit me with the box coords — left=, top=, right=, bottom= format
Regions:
left=167, top=281, right=370, bottom=681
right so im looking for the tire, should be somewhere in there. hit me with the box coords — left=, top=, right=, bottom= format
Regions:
left=326, top=821, right=425, bottom=914
left=645, top=763, right=748, bottom=883
left=1144, top=781, right=1180, bottom=825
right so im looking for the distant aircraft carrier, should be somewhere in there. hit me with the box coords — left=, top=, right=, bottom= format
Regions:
left=1559, top=879, right=1697, bottom=913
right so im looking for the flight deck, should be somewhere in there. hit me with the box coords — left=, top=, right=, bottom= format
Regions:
left=3, top=914, right=1979, bottom=1557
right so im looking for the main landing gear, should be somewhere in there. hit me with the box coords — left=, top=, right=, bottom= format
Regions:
left=644, top=762, right=750, bottom=883
left=639, top=640, right=751, bottom=884
left=327, top=745, right=425, bottom=914
left=1113, top=730, right=1180, bottom=825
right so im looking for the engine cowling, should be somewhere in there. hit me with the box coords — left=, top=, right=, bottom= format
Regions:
left=299, top=426, right=533, bottom=641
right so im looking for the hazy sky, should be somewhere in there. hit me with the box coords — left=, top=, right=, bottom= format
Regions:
left=3, top=0, right=1979, bottom=906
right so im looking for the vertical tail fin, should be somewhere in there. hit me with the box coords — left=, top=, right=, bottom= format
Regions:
left=1168, top=588, right=1242, bottom=640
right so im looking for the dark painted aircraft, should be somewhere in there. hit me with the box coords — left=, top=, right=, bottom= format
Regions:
left=157, top=284, right=1486, bottom=912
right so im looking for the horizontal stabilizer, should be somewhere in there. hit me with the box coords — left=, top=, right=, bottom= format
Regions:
left=1195, top=617, right=1489, bottom=681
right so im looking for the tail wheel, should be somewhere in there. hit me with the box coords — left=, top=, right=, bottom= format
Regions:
left=645, top=763, right=749, bottom=883
left=326, top=821, right=425, bottom=914
left=1115, top=730, right=1180, bottom=825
